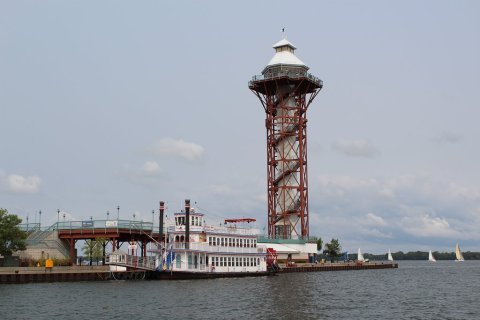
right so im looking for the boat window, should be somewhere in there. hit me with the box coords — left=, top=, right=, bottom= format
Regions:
left=257, top=258, right=260, bottom=265
left=208, top=237, right=212, bottom=246
left=236, top=239, right=239, bottom=247
left=227, top=257, right=231, bottom=267
left=235, top=257, right=239, bottom=267
left=220, top=257, right=223, bottom=267
left=253, top=239, right=256, bottom=247
left=188, top=254, right=193, bottom=269
left=221, top=238, right=224, bottom=247
left=243, top=257, right=246, bottom=266
left=176, top=255, right=181, bottom=268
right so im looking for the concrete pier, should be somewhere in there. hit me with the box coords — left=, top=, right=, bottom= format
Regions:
left=277, top=261, right=398, bottom=273
left=0, top=266, right=144, bottom=284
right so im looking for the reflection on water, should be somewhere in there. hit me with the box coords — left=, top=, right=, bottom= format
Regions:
left=0, top=261, right=479, bottom=320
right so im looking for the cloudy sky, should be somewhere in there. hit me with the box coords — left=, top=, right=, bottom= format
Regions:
left=1, top=1, right=479, bottom=253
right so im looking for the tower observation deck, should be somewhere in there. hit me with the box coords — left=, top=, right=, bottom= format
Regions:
left=249, top=39, right=322, bottom=240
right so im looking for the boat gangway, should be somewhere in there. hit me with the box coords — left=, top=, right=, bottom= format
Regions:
left=105, top=252, right=156, bottom=271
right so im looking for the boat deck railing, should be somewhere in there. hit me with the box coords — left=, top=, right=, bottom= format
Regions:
left=168, top=225, right=260, bottom=236
left=173, top=242, right=266, bottom=254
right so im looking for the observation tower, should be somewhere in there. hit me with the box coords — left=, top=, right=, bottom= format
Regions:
left=249, top=39, right=322, bottom=240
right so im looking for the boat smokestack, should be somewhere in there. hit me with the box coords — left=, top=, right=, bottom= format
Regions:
left=159, top=201, right=165, bottom=246
left=185, top=199, right=190, bottom=249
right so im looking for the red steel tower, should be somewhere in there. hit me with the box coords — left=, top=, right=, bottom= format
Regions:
left=249, top=39, right=322, bottom=240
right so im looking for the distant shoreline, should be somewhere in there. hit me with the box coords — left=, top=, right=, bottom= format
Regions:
left=354, top=251, right=480, bottom=261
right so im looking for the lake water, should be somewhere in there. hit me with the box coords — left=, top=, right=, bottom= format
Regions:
left=1, top=261, right=479, bottom=319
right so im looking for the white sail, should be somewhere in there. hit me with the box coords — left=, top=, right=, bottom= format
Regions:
left=357, top=248, right=365, bottom=262
left=455, top=243, right=465, bottom=261
left=387, top=249, right=393, bottom=261
left=428, top=250, right=436, bottom=262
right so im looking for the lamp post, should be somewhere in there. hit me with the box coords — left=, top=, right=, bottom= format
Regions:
left=57, top=209, right=60, bottom=225
left=39, top=210, right=42, bottom=228
left=26, top=216, right=29, bottom=231
left=106, top=210, right=110, bottom=220
left=117, top=205, right=120, bottom=220
left=152, top=210, right=155, bottom=229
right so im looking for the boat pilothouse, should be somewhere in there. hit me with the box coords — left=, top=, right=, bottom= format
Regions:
left=159, top=200, right=268, bottom=275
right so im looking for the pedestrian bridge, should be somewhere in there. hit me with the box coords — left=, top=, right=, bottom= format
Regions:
left=19, top=219, right=161, bottom=265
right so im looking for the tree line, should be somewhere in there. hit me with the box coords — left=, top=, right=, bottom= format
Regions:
left=317, top=237, right=480, bottom=261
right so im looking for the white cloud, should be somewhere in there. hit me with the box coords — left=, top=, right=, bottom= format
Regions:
left=378, top=187, right=394, bottom=198
left=364, top=212, right=387, bottom=227
left=142, top=161, right=161, bottom=176
left=359, top=228, right=392, bottom=239
left=433, top=131, right=462, bottom=144
left=311, top=173, right=480, bottom=251
left=399, top=213, right=459, bottom=238
left=5, top=174, right=41, bottom=194
left=149, top=138, right=204, bottom=161
left=447, top=182, right=480, bottom=200
left=318, top=174, right=378, bottom=189
left=331, top=139, right=378, bottom=158
left=116, top=161, right=165, bottom=188
left=211, top=184, right=234, bottom=195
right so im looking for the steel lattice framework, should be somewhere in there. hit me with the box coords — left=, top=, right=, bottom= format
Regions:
left=249, top=63, right=322, bottom=240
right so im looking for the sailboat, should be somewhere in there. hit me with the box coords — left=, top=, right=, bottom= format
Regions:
left=357, top=248, right=365, bottom=262
left=387, top=249, right=394, bottom=262
left=428, top=250, right=436, bottom=262
left=455, top=243, right=465, bottom=262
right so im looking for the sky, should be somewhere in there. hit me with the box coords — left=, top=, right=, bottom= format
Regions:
left=1, top=1, right=479, bottom=253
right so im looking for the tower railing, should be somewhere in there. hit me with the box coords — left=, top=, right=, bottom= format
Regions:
left=249, top=71, right=322, bottom=86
